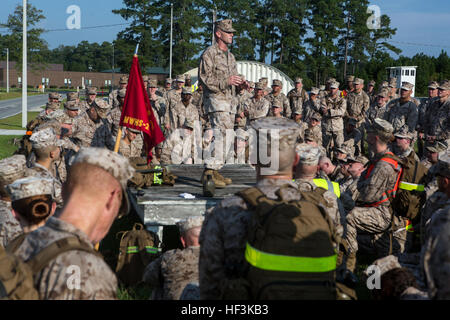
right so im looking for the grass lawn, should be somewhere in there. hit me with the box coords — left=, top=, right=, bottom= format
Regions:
left=0, top=135, right=21, bottom=159
left=0, top=111, right=40, bottom=130
left=0, top=91, right=43, bottom=101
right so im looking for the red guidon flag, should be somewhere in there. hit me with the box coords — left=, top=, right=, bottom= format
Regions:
left=119, top=54, right=165, bottom=162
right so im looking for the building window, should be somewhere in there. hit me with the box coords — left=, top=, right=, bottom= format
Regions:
left=405, top=70, right=409, bottom=76
left=402, top=70, right=404, bottom=76
left=18, top=77, right=21, bottom=83
left=411, top=70, right=415, bottom=76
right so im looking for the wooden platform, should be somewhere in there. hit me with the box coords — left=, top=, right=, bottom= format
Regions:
left=129, top=164, right=256, bottom=227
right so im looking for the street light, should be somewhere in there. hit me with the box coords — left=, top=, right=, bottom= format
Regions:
left=5, top=48, right=9, bottom=93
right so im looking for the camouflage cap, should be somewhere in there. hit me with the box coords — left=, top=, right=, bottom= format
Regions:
left=319, top=85, right=326, bottom=91
left=165, top=78, right=172, bottom=84
left=86, top=87, right=97, bottom=95
left=251, top=117, right=301, bottom=150
left=49, top=92, right=60, bottom=100
left=348, top=155, right=369, bottom=166
left=182, top=87, right=192, bottom=95
left=176, top=216, right=204, bottom=234
left=45, top=102, right=60, bottom=111
left=149, top=79, right=158, bottom=88
left=295, top=77, right=303, bottom=84
left=428, top=81, right=439, bottom=90
left=64, top=100, right=79, bottom=111
left=326, top=77, right=336, bottom=84
left=334, top=145, right=348, bottom=155
left=381, top=81, right=389, bottom=88
left=0, top=155, right=27, bottom=185
left=183, top=118, right=194, bottom=130
left=272, top=79, right=282, bottom=87
left=389, top=77, right=397, bottom=88
left=93, top=98, right=110, bottom=118
left=353, top=78, right=364, bottom=85
left=72, top=147, right=135, bottom=217
left=215, top=19, right=236, bottom=33
left=248, top=81, right=255, bottom=88
left=118, top=88, right=127, bottom=98
left=271, top=99, right=283, bottom=108
left=30, top=127, right=64, bottom=150
left=176, top=74, right=185, bottom=83
left=293, top=107, right=302, bottom=115
left=426, top=141, right=448, bottom=153
left=330, top=81, right=340, bottom=89
left=254, top=82, right=264, bottom=90
left=66, top=92, right=79, bottom=102
left=310, top=112, right=322, bottom=121
left=310, top=87, right=320, bottom=95
left=377, top=88, right=389, bottom=98
left=368, top=80, right=376, bottom=86
left=401, top=82, right=414, bottom=91
left=259, top=77, right=268, bottom=85
left=295, top=144, right=321, bottom=165
left=6, top=176, right=54, bottom=202
left=438, top=80, right=450, bottom=91
left=119, top=76, right=128, bottom=84
left=303, top=129, right=315, bottom=142
left=185, top=73, right=191, bottom=80
left=127, top=127, right=140, bottom=134
left=142, top=75, right=149, bottom=82
left=437, top=150, right=450, bottom=178
left=346, top=75, right=355, bottom=82
left=367, top=118, right=394, bottom=135
left=394, top=127, right=414, bottom=140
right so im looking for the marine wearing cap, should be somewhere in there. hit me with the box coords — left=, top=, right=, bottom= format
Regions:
left=310, top=87, right=320, bottom=95
left=72, top=147, right=134, bottom=217
left=348, top=155, right=369, bottom=166
left=176, top=74, right=185, bottom=83
left=394, top=127, right=414, bottom=140
left=368, top=80, right=376, bottom=87
left=438, top=80, right=450, bottom=91
left=426, top=141, right=448, bottom=154
left=295, top=77, right=303, bottom=84
left=6, top=176, right=54, bottom=202
left=45, top=102, right=60, bottom=111
left=428, top=81, right=439, bottom=90
left=86, top=87, right=97, bottom=95
left=437, top=150, right=450, bottom=178
left=49, top=92, right=60, bottom=100
left=389, top=78, right=397, bottom=88
left=295, top=145, right=321, bottom=165
left=64, top=100, right=79, bottom=111
left=66, top=92, right=78, bottom=102
left=330, top=81, right=340, bottom=89
left=93, top=99, right=110, bottom=118
left=182, top=87, right=192, bottom=95
left=0, top=155, right=27, bottom=185
left=149, top=79, right=158, bottom=88
left=272, top=79, right=283, bottom=87
left=401, top=82, right=414, bottom=91
left=346, top=75, right=355, bottom=82
left=353, top=78, right=364, bottom=85
left=119, top=76, right=128, bottom=84
left=367, top=118, right=394, bottom=135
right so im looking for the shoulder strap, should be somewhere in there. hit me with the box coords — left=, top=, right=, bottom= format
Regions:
left=6, top=233, right=27, bottom=254
left=236, top=187, right=267, bottom=209
left=26, top=237, right=101, bottom=275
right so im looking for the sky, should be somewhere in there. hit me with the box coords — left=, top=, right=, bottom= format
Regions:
left=0, top=0, right=449, bottom=59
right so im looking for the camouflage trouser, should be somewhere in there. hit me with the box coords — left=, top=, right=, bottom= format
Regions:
left=204, top=111, right=235, bottom=170
left=323, top=130, right=344, bottom=157
left=345, top=206, right=409, bottom=257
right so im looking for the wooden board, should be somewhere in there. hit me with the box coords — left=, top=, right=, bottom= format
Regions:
left=129, top=164, right=256, bottom=226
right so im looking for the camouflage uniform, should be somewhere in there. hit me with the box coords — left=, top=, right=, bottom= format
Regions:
left=384, top=99, right=418, bottom=134
left=0, top=199, right=23, bottom=248
left=303, top=97, right=321, bottom=124
left=198, top=34, right=238, bottom=170
left=287, top=86, right=309, bottom=118
left=344, top=146, right=404, bottom=258
left=346, top=90, right=370, bottom=127
left=107, top=107, right=122, bottom=138
left=320, top=91, right=347, bottom=152
left=25, top=163, right=63, bottom=208
left=244, top=96, right=270, bottom=123
left=199, top=179, right=302, bottom=299
left=165, top=100, right=199, bottom=133
left=164, top=89, right=183, bottom=130
left=367, top=101, right=388, bottom=124
left=417, top=97, right=439, bottom=134
left=118, top=137, right=143, bottom=159
left=343, top=126, right=362, bottom=157
left=160, top=130, right=196, bottom=165
left=234, top=89, right=252, bottom=129
left=143, top=246, right=200, bottom=300
left=71, top=111, right=115, bottom=150
left=266, top=92, right=291, bottom=118
left=14, top=217, right=118, bottom=300
left=426, top=97, right=450, bottom=144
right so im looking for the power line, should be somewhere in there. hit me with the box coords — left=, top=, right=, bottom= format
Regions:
left=0, top=22, right=132, bottom=33
left=389, top=40, right=450, bottom=50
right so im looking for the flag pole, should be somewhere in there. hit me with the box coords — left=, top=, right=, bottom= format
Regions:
left=114, top=44, right=140, bottom=153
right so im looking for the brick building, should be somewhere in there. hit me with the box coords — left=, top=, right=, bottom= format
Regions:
left=0, top=61, right=169, bottom=89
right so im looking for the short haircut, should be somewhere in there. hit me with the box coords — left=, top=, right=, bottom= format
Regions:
left=12, top=194, right=53, bottom=225
left=34, top=145, right=58, bottom=161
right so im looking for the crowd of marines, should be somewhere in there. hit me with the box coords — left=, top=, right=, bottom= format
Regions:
left=0, top=18, right=449, bottom=300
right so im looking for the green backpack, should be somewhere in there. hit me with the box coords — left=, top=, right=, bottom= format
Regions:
left=237, top=185, right=338, bottom=300
left=115, top=223, right=161, bottom=286
left=1, top=236, right=101, bottom=300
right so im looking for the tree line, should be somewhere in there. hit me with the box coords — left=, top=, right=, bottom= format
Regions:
left=1, top=1, right=450, bottom=96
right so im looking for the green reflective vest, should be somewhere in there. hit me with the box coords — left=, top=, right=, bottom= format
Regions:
left=313, top=179, right=340, bottom=198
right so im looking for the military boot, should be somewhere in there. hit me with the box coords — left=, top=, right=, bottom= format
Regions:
left=213, top=170, right=232, bottom=185
left=201, top=169, right=226, bottom=188
left=346, top=253, right=357, bottom=273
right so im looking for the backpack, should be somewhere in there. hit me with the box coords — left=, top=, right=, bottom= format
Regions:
left=115, top=223, right=161, bottom=286
left=392, top=152, right=428, bottom=222
left=237, top=185, right=338, bottom=300
left=1, top=235, right=101, bottom=300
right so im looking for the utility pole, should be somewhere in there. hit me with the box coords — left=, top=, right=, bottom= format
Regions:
left=6, top=48, right=9, bottom=93
left=112, top=44, right=115, bottom=91
left=22, top=0, right=27, bottom=128
left=169, top=3, right=173, bottom=79
left=343, top=14, right=350, bottom=82
left=212, top=8, right=217, bottom=45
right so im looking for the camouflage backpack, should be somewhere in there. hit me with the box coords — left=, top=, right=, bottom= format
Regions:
left=236, top=184, right=339, bottom=300
left=1, top=235, right=101, bottom=300
left=392, top=153, right=428, bottom=222
left=115, top=223, right=161, bottom=286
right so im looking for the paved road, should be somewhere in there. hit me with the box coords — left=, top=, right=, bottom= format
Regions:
left=0, top=94, right=48, bottom=119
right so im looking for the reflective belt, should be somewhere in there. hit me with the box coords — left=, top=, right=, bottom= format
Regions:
left=399, top=181, right=425, bottom=192
left=245, top=242, right=337, bottom=273
left=313, top=179, right=341, bottom=198
left=153, top=165, right=163, bottom=185
left=406, top=220, right=414, bottom=233
left=127, top=246, right=138, bottom=254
